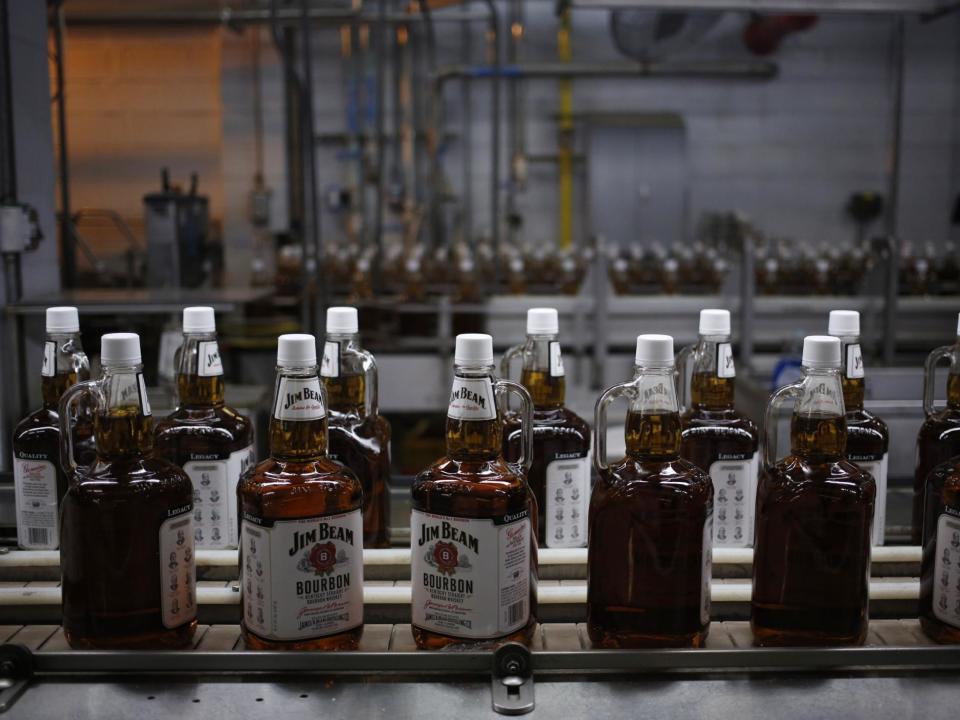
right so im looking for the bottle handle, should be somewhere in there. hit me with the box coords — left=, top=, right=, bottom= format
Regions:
left=675, top=344, right=695, bottom=413
left=496, top=379, right=533, bottom=474
left=593, top=379, right=639, bottom=474
left=762, top=380, right=803, bottom=471
left=58, top=379, right=103, bottom=480
left=499, top=343, right=525, bottom=382
left=359, top=348, right=379, bottom=417
left=923, top=344, right=954, bottom=417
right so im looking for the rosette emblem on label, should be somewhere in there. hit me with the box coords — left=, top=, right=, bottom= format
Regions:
left=425, top=540, right=472, bottom=575
left=297, top=542, right=347, bottom=576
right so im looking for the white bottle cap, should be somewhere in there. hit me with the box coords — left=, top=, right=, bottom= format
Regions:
left=277, top=333, right=317, bottom=367
left=326, top=306, right=359, bottom=334
left=699, top=308, right=731, bottom=336
left=46, top=306, right=79, bottom=334
left=100, top=332, right=142, bottom=367
left=182, top=306, right=216, bottom=334
left=828, top=310, right=860, bottom=337
left=455, top=333, right=494, bottom=366
left=527, top=308, right=559, bottom=335
left=635, top=334, right=674, bottom=367
left=802, top=335, right=841, bottom=368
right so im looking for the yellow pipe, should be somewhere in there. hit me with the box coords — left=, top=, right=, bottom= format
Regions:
left=558, top=8, right=573, bottom=251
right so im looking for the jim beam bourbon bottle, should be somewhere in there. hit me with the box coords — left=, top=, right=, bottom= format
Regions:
left=411, top=333, right=538, bottom=649
left=59, top=333, right=197, bottom=648
left=154, top=307, right=255, bottom=550
left=751, top=336, right=875, bottom=646
left=239, top=334, right=364, bottom=650
left=502, top=308, right=591, bottom=548
left=320, top=307, right=392, bottom=548
left=919, top=456, right=960, bottom=642
left=589, top=334, right=713, bottom=648
left=13, top=307, right=91, bottom=550
left=677, top=309, right=759, bottom=548
left=914, top=313, right=960, bottom=544
left=829, top=310, right=890, bottom=546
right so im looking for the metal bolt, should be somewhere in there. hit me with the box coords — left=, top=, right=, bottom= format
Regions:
left=0, top=661, right=16, bottom=676
left=505, top=659, right=521, bottom=675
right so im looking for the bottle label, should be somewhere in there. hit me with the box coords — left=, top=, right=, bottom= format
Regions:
left=549, top=341, right=565, bottom=378
left=158, top=505, right=197, bottom=629
left=804, top=381, right=843, bottom=416
left=544, top=454, right=590, bottom=548
left=321, top=341, right=340, bottom=378
left=41, top=341, right=56, bottom=378
left=933, top=510, right=960, bottom=630
left=198, top=340, right=223, bottom=377
left=411, top=509, right=531, bottom=639
left=845, top=343, right=864, bottom=379
left=636, top=377, right=675, bottom=413
left=851, top=452, right=887, bottom=546
left=447, top=377, right=496, bottom=421
left=717, top=342, right=735, bottom=379
left=701, top=513, right=713, bottom=625
left=709, top=452, right=758, bottom=548
left=241, top=509, right=364, bottom=642
left=185, top=444, right=255, bottom=550
left=13, top=456, right=59, bottom=550
left=117, top=372, right=152, bottom=416
left=274, top=377, right=325, bottom=421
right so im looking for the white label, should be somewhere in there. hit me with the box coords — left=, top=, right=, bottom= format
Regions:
left=933, top=512, right=960, bottom=630
left=185, top=444, right=255, bottom=550
left=13, top=456, right=59, bottom=550
left=855, top=454, right=888, bottom=546
left=41, top=341, right=56, bottom=378
left=549, top=341, right=565, bottom=378
left=198, top=340, right=223, bottom=377
left=635, top=377, right=676, bottom=413
left=710, top=453, right=758, bottom=548
left=138, top=373, right=152, bottom=416
left=545, top=455, right=589, bottom=548
left=159, top=508, right=197, bottom=629
left=701, top=514, right=713, bottom=625
left=447, top=377, right=496, bottom=421
left=717, top=342, right=736, bottom=379
left=846, top=343, right=864, bottom=379
left=411, top=509, right=531, bottom=639
left=321, top=341, right=340, bottom=378
left=274, top=376, right=325, bottom=421
left=241, top=509, right=364, bottom=642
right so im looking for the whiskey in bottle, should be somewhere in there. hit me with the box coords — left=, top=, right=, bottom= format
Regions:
left=13, top=307, right=91, bottom=550
left=589, top=335, right=713, bottom=648
left=503, top=308, right=591, bottom=548
left=829, top=310, right=890, bottom=546
left=751, top=336, right=875, bottom=646
left=919, top=456, right=960, bottom=642
left=913, top=313, right=960, bottom=544
left=59, top=333, right=197, bottom=649
left=677, top=309, right=759, bottom=548
left=411, top=334, right=538, bottom=649
left=154, top=307, right=255, bottom=550
left=239, top=334, right=364, bottom=650
left=321, top=307, right=391, bottom=548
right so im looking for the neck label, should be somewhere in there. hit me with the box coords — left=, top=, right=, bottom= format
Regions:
left=198, top=341, right=223, bottom=377
left=41, top=341, right=56, bottom=378
left=717, top=342, right=736, bottom=379
left=448, top=376, right=496, bottom=421
left=274, top=376, right=325, bottom=421
left=803, top=380, right=843, bottom=416
left=117, top=372, right=151, bottom=416
left=637, top=377, right=676, bottom=413
left=321, top=341, right=340, bottom=378
left=845, top=343, right=864, bottom=379
left=549, top=341, right=565, bottom=378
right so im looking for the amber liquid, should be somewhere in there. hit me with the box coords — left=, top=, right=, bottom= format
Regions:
left=751, top=415, right=875, bottom=646
left=680, top=373, right=758, bottom=477
left=918, top=458, right=960, bottom=643
left=324, top=373, right=391, bottom=548
left=588, top=410, right=713, bottom=648
left=842, top=374, right=889, bottom=530
left=61, top=407, right=198, bottom=649
left=913, top=373, right=960, bottom=544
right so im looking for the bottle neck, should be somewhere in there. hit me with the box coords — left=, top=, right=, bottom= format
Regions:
left=41, top=332, right=89, bottom=410
left=446, top=365, right=502, bottom=461
left=95, top=364, right=154, bottom=461
left=176, top=332, right=224, bottom=409
left=790, top=367, right=847, bottom=462
left=836, top=333, right=864, bottom=412
left=520, top=334, right=565, bottom=410
left=321, top=333, right=366, bottom=416
left=269, top=366, right=328, bottom=461
left=625, top=365, right=681, bottom=460
left=690, top=334, right=735, bottom=410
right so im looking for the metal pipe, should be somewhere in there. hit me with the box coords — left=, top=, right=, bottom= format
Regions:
left=436, top=60, right=778, bottom=82
left=460, top=15, right=473, bottom=250
left=739, top=218, right=756, bottom=374
left=51, top=1, right=76, bottom=289
left=484, top=0, right=501, bottom=288
left=0, top=0, right=15, bottom=203
left=883, top=18, right=905, bottom=365
left=299, top=0, right=322, bottom=335
left=505, top=0, right=522, bottom=250
left=372, top=0, right=387, bottom=290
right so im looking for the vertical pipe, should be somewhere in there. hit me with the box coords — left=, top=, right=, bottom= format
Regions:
left=299, top=0, right=322, bottom=335
left=557, top=6, right=574, bottom=251
left=505, top=0, right=522, bottom=249
left=52, top=1, right=76, bottom=288
left=372, top=0, right=387, bottom=287
left=460, top=17, right=473, bottom=249
left=484, top=1, right=501, bottom=287
left=883, top=18, right=905, bottom=366
left=739, top=222, right=755, bottom=373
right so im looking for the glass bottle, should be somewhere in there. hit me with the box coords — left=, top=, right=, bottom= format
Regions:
left=751, top=335, right=875, bottom=647
left=13, top=307, right=91, bottom=550
left=913, top=313, right=960, bottom=544
left=828, top=310, right=890, bottom=546
left=59, top=333, right=197, bottom=649
left=238, top=334, right=364, bottom=651
left=320, top=307, right=391, bottom=548
left=411, top=333, right=537, bottom=650
left=919, top=456, right=960, bottom=642
left=589, top=334, right=713, bottom=648
left=154, top=307, right=255, bottom=550
left=677, top=309, right=759, bottom=548
left=502, top=308, right=591, bottom=548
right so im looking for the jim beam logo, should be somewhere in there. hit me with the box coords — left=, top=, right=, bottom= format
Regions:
left=808, top=381, right=843, bottom=414
left=290, top=522, right=355, bottom=576
left=115, top=373, right=151, bottom=416
left=717, top=342, right=736, bottom=378
left=845, top=343, right=864, bottom=379
left=640, top=379, right=675, bottom=412
left=274, top=376, right=325, bottom=421
left=198, top=341, right=223, bottom=377
left=418, top=521, right=477, bottom=575
left=447, top=376, right=496, bottom=421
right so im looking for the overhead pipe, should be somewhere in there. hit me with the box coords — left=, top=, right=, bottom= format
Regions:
left=434, top=60, right=779, bottom=82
